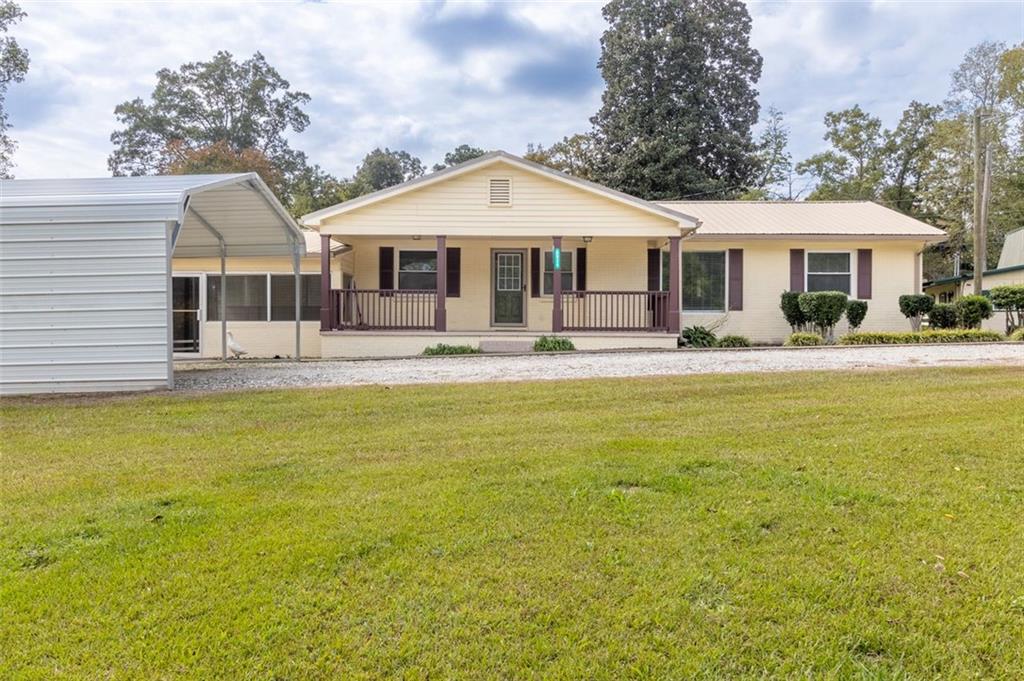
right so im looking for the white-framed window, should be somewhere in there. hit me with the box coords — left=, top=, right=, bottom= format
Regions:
left=661, top=250, right=727, bottom=312
left=207, top=273, right=322, bottom=321
left=543, top=250, right=574, bottom=295
left=806, top=251, right=852, bottom=294
left=398, top=250, right=437, bottom=290
left=488, top=177, right=512, bottom=206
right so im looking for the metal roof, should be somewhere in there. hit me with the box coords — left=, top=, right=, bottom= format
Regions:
left=996, top=227, right=1024, bottom=268
left=1, top=173, right=304, bottom=257
left=657, top=200, right=948, bottom=241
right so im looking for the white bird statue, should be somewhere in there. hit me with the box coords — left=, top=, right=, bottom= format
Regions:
left=226, top=331, right=248, bottom=359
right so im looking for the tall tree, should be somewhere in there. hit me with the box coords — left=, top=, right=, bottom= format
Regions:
left=432, top=144, right=486, bottom=171
left=0, top=0, right=29, bottom=178
left=590, top=0, right=762, bottom=200
left=351, top=147, right=424, bottom=193
left=797, top=106, right=885, bottom=200
left=165, top=141, right=285, bottom=198
left=881, top=101, right=941, bottom=213
left=108, top=51, right=311, bottom=196
left=740, top=105, right=792, bottom=200
left=523, top=134, right=598, bottom=180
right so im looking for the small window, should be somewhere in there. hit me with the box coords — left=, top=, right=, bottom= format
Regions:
left=489, top=178, right=512, bottom=206
left=807, top=252, right=851, bottom=294
left=542, top=250, right=574, bottom=294
left=398, top=251, right=437, bottom=290
left=270, top=274, right=321, bottom=321
left=207, top=275, right=268, bottom=321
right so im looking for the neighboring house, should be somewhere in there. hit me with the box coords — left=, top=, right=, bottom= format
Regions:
left=302, top=151, right=946, bottom=356
left=170, top=230, right=352, bottom=359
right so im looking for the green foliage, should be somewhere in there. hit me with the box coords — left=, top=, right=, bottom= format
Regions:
left=955, top=294, right=994, bottom=329
left=523, top=134, right=598, bottom=180
left=590, top=0, right=762, bottom=199
left=533, top=336, right=575, bottom=352
left=990, top=284, right=1024, bottom=332
left=353, top=147, right=424, bottom=193
left=680, top=326, right=717, bottom=348
left=845, top=299, right=868, bottom=331
left=422, top=344, right=480, bottom=356
left=797, top=291, right=848, bottom=341
left=784, top=332, right=824, bottom=346
left=1009, top=327, right=1024, bottom=341
left=797, top=105, right=885, bottom=200
left=898, top=294, right=934, bottom=331
left=0, top=0, right=30, bottom=178
left=432, top=145, right=486, bottom=172
left=839, top=330, right=1004, bottom=345
left=746, top=106, right=792, bottom=199
left=779, top=291, right=808, bottom=332
left=717, top=335, right=751, bottom=348
left=928, top=303, right=959, bottom=329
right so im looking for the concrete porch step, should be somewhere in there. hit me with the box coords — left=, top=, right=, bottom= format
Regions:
left=479, top=339, right=535, bottom=353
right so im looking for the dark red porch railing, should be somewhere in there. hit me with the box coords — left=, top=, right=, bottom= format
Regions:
left=561, top=290, right=670, bottom=332
left=328, top=289, right=436, bottom=330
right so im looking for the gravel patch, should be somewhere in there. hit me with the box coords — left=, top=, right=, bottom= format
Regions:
left=174, top=344, right=1023, bottom=392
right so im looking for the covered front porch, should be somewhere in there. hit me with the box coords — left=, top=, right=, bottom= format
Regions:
left=317, top=234, right=683, bottom=339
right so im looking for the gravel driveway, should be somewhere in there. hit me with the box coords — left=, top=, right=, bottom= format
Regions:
left=174, top=344, right=1022, bottom=392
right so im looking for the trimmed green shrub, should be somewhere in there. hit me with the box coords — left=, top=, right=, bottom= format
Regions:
left=533, top=335, right=575, bottom=352
left=898, top=294, right=934, bottom=332
left=928, top=303, right=958, bottom=329
left=717, top=335, right=751, bottom=348
left=422, top=343, right=480, bottom=356
left=845, top=299, right=868, bottom=332
left=1010, top=327, right=1024, bottom=341
left=955, top=294, right=994, bottom=329
left=785, top=332, right=824, bottom=347
left=680, top=325, right=717, bottom=348
left=797, top=291, right=848, bottom=342
left=780, top=291, right=809, bottom=332
left=839, top=329, right=1004, bottom=345
left=991, top=284, right=1024, bottom=333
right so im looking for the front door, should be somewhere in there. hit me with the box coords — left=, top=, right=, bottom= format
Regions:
left=493, top=251, right=525, bottom=325
left=172, top=276, right=201, bottom=354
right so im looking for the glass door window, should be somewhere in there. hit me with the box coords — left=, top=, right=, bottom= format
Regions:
left=172, top=276, right=201, bottom=353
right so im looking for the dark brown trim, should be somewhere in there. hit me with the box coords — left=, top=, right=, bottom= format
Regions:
left=446, top=247, right=461, bottom=297
left=435, top=236, right=447, bottom=331
left=552, top=237, right=563, bottom=332
left=728, top=248, right=743, bottom=311
left=378, top=246, right=394, bottom=290
left=576, top=247, right=587, bottom=291
left=320, top=235, right=332, bottom=331
left=530, top=247, right=541, bottom=298
left=789, top=249, right=805, bottom=292
left=857, top=248, right=872, bottom=299
left=647, top=248, right=661, bottom=291
left=667, top=237, right=681, bottom=334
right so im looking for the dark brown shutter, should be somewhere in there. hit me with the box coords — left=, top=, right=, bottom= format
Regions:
left=857, top=248, right=872, bottom=299
left=379, top=247, right=394, bottom=290
left=576, top=247, right=587, bottom=291
left=647, top=248, right=661, bottom=291
left=789, top=249, right=805, bottom=292
left=728, top=248, right=743, bottom=311
left=446, top=247, right=460, bottom=297
left=530, top=247, right=540, bottom=298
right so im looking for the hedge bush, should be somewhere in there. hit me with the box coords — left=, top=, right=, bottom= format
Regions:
left=785, top=332, right=824, bottom=346
left=898, top=294, right=934, bottom=331
left=845, top=299, right=868, bottom=331
left=717, top=335, right=751, bottom=348
left=680, top=325, right=717, bottom=348
left=954, top=294, right=994, bottom=329
left=839, top=329, right=1004, bottom=345
left=928, top=303, right=958, bottom=329
left=422, top=343, right=480, bottom=356
left=533, top=335, right=575, bottom=352
left=779, top=291, right=809, bottom=332
left=798, top=291, right=848, bottom=342
left=1010, top=327, right=1024, bottom=342
left=991, top=284, right=1024, bottom=333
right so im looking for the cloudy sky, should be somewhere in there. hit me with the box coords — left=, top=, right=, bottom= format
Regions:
left=6, top=0, right=1023, bottom=180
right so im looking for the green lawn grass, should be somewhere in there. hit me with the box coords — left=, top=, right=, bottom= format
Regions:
left=2, top=367, right=1023, bottom=679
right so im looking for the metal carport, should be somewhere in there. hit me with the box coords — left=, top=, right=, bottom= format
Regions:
left=0, top=174, right=304, bottom=395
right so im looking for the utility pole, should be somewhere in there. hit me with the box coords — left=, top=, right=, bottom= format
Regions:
left=971, top=110, right=983, bottom=294
left=978, top=142, right=993, bottom=288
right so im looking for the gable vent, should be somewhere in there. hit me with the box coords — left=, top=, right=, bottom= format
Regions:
left=488, top=178, right=512, bottom=206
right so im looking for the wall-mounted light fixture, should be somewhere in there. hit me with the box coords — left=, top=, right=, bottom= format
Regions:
left=411, top=235, right=421, bottom=241
left=582, top=236, right=593, bottom=243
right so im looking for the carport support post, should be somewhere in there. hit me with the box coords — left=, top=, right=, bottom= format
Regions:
left=552, top=236, right=563, bottom=332
left=293, top=242, right=301, bottom=361
left=220, top=243, right=227, bottom=361
left=667, top=236, right=681, bottom=334
left=435, top=235, right=447, bottom=332
left=320, top=235, right=331, bottom=331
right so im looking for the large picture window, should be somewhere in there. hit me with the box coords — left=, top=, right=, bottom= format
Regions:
left=543, top=250, right=574, bottom=294
left=807, top=252, right=851, bottom=294
left=270, top=274, right=321, bottom=321
left=681, top=251, right=726, bottom=311
left=207, top=275, right=267, bottom=321
left=398, top=251, right=437, bottom=290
